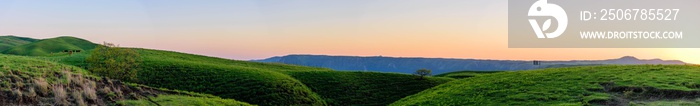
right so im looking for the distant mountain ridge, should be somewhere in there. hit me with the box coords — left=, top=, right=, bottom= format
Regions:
left=253, top=55, right=687, bottom=74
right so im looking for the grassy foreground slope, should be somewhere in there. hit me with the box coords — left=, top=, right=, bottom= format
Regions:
left=0, top=36, right=38, bottom=51
left=118, top=95, right=252, bottom=106
left=0, top=54, right=250, bottom=105
left=134, top=48, right=328, bottom=105
left=2, top=36, right=97, bottom=56
left=286, top=71, right=454, bottom=105
left=391, top=65, right=700, bottom=105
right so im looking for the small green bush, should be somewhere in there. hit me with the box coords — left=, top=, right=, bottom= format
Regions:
left=86, top=42, right=141, bottom=82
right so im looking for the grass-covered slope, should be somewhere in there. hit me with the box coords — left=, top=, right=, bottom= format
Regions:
left=135, top=48, right=332, bottom=72
left=0, top=35, right=38, bottom=51
left=117, top=95, right=252, bottom=106
left=2, top=36, right=97, bottom=56
left=0, top=54, right=249, bottom=105
left=286, top=71, right=454, bottom=105
left=391, top=65, right=700, bottom=105
left=434, top=70, right=503, bottom=79
left=134, top=48, right=328, bottom=105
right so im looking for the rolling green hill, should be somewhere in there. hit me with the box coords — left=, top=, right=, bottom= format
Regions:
left=285, top=71, right=454, bottom=105
left=49, top=47, right=454, bottom=105
left=2, top=36, right=97, bottom=56
left=391, top=65, right=700, bottom=105
left=12, top=36, right=700, bottom=105
left=0, top=54, right=249, bottom=105
left=135, top=48, right=332, bottom=72
left=133, top=48, right=330, bottom=105
left=434, top=70, right=504, bottom=79
left=117, top=95, right=252, bottom=106
left=0, top=35, right=38, bottom=51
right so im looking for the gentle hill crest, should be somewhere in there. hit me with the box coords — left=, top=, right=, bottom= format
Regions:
left=2, top=36, right=97, bottom=56
left=0, top=35, right=39, bottom=51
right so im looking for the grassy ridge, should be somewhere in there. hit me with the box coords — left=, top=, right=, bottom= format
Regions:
left=135, top=48, right=327, bottom=105
left=135, top=48, right=333, bottom=72
left=286, top=71, right=454, bottom=105
left=2, top=36, right=97, bottom=56
left=391, top=65, right=700, bottom=105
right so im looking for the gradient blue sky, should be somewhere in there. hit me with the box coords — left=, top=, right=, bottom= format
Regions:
left=0, top=0, right=697, bottom=63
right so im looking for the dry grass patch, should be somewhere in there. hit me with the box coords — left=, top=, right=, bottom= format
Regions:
left=83, top=85, right=97, bottom=100
left=12, top=88, right=23, bottom=100
left=34, top=78, right=49, bottom=96
left=72, top=91, right=86, bottom=106
left=52, top=85, right=68, bottom=105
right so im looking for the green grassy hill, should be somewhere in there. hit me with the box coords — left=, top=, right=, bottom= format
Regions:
left=0, top=54, right=249, bottom=105
left=135, top=48, right=332, bottom=72
left=434, top=70, right=503, bottom=79
left=134, top=48, right=329, bottom=105
left=2, top=36, right=97, bottom=56
left=285, top=71, right=454, bottom=105
left=0, top=35, right=38, bottom=51
left=391, top=65, right=700, bottom=105
left=48, top=47, right=455, bottom=105
left=117, top=95, right=252, bottom=106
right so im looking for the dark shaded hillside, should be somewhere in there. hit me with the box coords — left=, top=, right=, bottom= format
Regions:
left=0, top=35, right=38, bottom=51
left=254, top=55, right=686, bottom=74
left=2, top=36, right=97, bottom=56
left=285, top=71, right=454, bottom=105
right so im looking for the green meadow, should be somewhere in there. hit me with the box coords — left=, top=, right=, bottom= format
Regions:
left=392, top=65, right=700, bottom=106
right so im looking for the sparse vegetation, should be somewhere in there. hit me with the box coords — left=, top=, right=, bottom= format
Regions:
left=34, top=78, right=50, bottom=96
left=71, top=90, right=86, bottom=106
left=83, top=86, right=97, bottom=101
left=52, top=85, right=68, bottom=105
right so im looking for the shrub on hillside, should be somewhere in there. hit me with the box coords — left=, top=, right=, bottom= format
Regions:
left=86, top=42, right=141, bottom=82
left=414, top=68, right=432, bottom=80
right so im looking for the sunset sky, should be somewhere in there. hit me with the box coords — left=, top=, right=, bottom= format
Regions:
left=0, top=0, right=698, bottom=64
